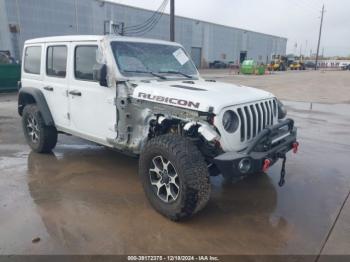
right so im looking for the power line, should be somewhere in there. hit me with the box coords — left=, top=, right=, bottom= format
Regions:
left=123, top=0, right=168, bottom=31
left=124, top=7, right=167, bottom=36
left=123, top=0, right=169, bottom=35
left=124, top=2, right=168, bottom=35
left=125, top=6, right=169, bottom=35
left=125, top=13, right=166, bottom=36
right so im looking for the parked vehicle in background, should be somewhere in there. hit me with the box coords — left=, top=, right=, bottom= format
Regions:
left=340, top=63, right=350, bottom=70
left=209, top=60, right=227, bottom=69
left=18, top=35, right=298, bottom=221
left=290, top=61, right=306, bottom=70
left=305, top=61, right=316, bottom=69
left=267, top=55, right=287, bottom=71
left=227, top=61, right=239, bottom=69
left=0, top=51, right=21, bottom=93
left=0, top=51, right=17, bottom=64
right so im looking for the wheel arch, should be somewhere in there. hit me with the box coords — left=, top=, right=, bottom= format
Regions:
left=18, top=87, right=55, bottom=126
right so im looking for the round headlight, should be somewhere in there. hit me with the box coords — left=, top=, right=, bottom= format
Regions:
left=222, top=110, right=239, bottom=133
left=277, top=100, right=287, bottom=119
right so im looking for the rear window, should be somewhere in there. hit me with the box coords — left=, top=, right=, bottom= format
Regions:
left=46, top=46, right=67, bottom=77
left=24, top=46, right=41, bottom=74
left=74, top=46, right=98, bottom=81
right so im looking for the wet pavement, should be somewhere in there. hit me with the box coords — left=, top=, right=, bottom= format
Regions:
left=200, top=69, right=350, bottom=104
left=0, top=93, right=350, bottom=256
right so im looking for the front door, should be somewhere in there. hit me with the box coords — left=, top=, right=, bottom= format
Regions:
left=68, top=43, right=117, bottom=144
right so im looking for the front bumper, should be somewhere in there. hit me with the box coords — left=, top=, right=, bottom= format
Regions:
left=213, top=119, right=298, bottom=178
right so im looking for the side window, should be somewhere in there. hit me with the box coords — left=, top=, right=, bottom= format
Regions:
left=24, top=46, right=42, bottom=74
left=46, top=46, right=67, bottom=77
left=75, top=45, right=98, bottom=81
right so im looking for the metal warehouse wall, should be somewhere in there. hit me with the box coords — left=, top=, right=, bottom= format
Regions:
left=0, top=0, right=287, bottom=67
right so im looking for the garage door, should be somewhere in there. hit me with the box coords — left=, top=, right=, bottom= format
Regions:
left=191, top=47, right=202, bottom=68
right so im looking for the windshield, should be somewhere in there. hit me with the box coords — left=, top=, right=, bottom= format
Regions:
left=111, top=41, right=198, bottom=79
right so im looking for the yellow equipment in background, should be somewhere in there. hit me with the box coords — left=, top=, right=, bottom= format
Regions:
left=267, top=55, right=287, bottom=71
left=290, top=57, right=306, bottom=70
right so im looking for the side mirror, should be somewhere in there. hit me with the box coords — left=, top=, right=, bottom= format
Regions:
left=93, top=64, right=108, bottom=87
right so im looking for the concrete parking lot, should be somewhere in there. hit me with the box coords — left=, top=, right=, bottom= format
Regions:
left=200, top=69, right=350, bottom=104
left=1, top=70, right=350, bottom=257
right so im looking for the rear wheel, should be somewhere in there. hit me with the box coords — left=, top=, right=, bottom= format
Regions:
left=139, top=134, right=211, bottom=221
left=22, top=104, right=57, bottom=153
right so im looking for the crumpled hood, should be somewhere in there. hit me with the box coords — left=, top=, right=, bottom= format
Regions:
left=132, top=79, right=275, bottom=114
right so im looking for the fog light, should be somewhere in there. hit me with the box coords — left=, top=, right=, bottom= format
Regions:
left=238, top=158, right=252, bottom=174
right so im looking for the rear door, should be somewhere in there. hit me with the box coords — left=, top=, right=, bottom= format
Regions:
left=67, top=42, right=116, bottom=144
left=22, top=44, right=45, bottom=103
left=43, top=43, right=70, bottom=128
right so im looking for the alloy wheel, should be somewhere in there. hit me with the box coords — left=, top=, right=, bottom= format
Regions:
left=149, top=155, right=180, bottom=203
left=26, top=114, right=40, bottom=143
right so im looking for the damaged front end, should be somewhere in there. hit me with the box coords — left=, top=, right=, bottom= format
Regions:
left=213, top=119, right=298, bottom=186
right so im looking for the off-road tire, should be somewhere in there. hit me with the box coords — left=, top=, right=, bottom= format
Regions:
left=22, top=104, right=57, bottom=153
left=139, top=134, right=211, bottom=221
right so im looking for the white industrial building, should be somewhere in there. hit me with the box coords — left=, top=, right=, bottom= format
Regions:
left=0, top=0, right=287, bottom=68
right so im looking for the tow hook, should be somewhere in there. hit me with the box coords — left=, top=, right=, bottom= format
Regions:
left=292, top=142, right=299, bottom=154
left=262, top=159, right=271, bottom=173
left=278, top=154, right=287, bottom=187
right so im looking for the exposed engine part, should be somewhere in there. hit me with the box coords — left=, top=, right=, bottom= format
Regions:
left=114, top=81, right=132, bottom=146
left=157, top=116, right=167, bottom=124
left=198, top=125, right=220, bottom=142
left=108, top=80, right=221, bottom=156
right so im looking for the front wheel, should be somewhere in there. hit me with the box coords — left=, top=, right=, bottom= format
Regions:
left=22, top=104, right=57, bottom=153
left=139, top=134, right=211, bottom=221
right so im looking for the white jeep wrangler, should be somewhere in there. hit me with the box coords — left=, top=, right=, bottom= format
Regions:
left=19, top=35, right=298, bottom=220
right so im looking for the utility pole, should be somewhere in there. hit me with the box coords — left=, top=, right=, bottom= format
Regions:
left=305, top=40, right=308, bottom=57
left=315, top=4, right=325, bottom=70
left=170, top=0, right=175, bottom=41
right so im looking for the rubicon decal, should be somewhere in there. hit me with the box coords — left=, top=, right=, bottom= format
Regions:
left=138, top=92, right=200, bottom=109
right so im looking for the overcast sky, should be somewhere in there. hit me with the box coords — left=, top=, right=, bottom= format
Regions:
left=111, top=0, right=350, bottom=57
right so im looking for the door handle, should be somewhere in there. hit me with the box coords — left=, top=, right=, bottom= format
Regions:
left=43, top=86, right=54, bottom=91
left=69, top=90, right=82, bottom=96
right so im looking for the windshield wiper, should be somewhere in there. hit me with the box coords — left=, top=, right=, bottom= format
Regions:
left=158, top=70, right=193, bottom=79
left=123, top=70, right=167, bottom=80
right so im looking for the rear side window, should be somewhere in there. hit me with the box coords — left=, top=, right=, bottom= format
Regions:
left=75, top=46, right=98, bottom=81
left=46, top=46, right=67, bottom=77
left=24, top=46, right=41, bottom=74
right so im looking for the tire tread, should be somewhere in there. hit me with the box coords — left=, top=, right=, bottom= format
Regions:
left=22, top=104, right=57, bottom=153
left=139, top=134, right=210, bottom=221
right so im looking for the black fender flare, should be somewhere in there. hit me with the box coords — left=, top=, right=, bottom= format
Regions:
left=18, top=87, right=55, bottom=126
